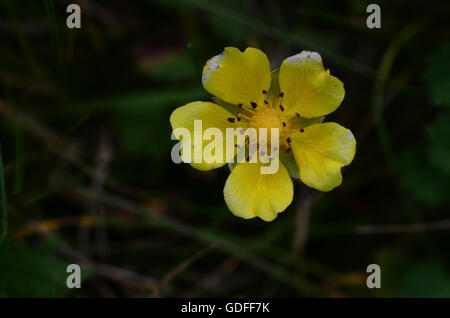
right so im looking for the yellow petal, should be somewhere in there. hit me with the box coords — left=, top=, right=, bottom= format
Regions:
left=202, top=47, right=271, bottom=107
left=279, top=51, right=345, bottom=118
left=290, top=122, right=356, bottom=191
left=223, top=162, right=293, bottom=221
left=170, top=101, right=240, bottom=171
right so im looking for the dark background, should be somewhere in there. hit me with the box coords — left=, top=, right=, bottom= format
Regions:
left=0, top=0, right=449, bottom=297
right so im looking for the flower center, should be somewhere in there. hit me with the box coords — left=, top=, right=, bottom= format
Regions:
left=250, top=110, right=284, bottom=131
left=249, top=108, right=286, bottom=145
left=226, top=91, right=305, bottom=158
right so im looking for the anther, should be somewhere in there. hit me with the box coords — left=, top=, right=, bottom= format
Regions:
left=237, top=112, right=242, bottom=121
left=246, top=156, right=250, bottom=162
left=262, top=90, right=267, bottom=95
left=250, top=101, right=258, bottom=109
left=227, top=117, right=236, bottom=123
left=278, top=92, right=284, bottom=97
left=279, top=105, right=285, bottom=112
left=238, top=103, right=243, bottom=108
left=286, top=137, right=292, bottom=143
left=282, top=122, right=287, bottom=127
left=295, top=112, right=300, bottom=117
left=264, top=100, right=268, bottom=104
left=284, top=147, right=291, bottom=153
left=299, top=128, right=304, bottom=133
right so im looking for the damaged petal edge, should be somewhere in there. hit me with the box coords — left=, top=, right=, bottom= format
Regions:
left=202, top=51, right=225, bottom=83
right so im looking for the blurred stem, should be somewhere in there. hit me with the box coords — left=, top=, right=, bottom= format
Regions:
left=187, top=43, right=202, bottom=78
left=293, top=187, right=321, bottom=254
left=4, top=85, right=25, bottom=195
left=355, top=219, right=450, bottom=235
left=153, top=243, right=216, bottom=296
left=55, top=103, right=103, bottom=149
left=372, top=18, right=429, bottom=172
left=43, top=0, right=62, bottom=66
left=0, top=143, right=8, bottom=244
left=2, top=0, right=43, bottom=77
left=76, top=187, right=325, bottom=296
left=13, top=122, right=24, bottom=194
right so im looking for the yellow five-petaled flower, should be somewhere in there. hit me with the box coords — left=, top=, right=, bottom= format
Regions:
left=170, top=47, right=356, bottom=221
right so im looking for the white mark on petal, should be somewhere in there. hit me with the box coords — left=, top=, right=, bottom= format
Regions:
left=286, top=50, right=322, bottom=64
left=202, top=52, right=225, bottom=83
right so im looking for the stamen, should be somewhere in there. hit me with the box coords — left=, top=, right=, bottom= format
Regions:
left=237, top=102, right=257, bottom=114
left=250, top=101, right=258, bottom=109
left=295, top=112, right=300, bottom=117
left=278, top=92, right=284, bottom=98
left=262, top=90, right=267, bottom=95
left=240, top=113, right=252, bottom=120
left=286, top=137, right=292, bottom=143
left=299, top=128, right=304, bottom=133
left=227, top=117, right=236, bottom=123
left=279, top=105, right=285, bottom=112
left=282, top=121, right=287, bottom=127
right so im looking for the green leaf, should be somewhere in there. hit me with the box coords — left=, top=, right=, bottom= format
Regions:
left=429, top=145, right=450, bottom=175
left=397, top=141, right=450, bottom=205
left=424, top=43, right=450, bottom=107
left=375, top=251, right=450, bottom=297
left=426, top=112, right=450, bottom=175
left=0, top=243, right=69, bottom=297
left=375, top=250, right=408, bottom=297
left=399, top=260, right=450, bottom=297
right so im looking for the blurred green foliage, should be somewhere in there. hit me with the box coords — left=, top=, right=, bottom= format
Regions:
left=397, top=43, right=450, bottom=205
left=376, top=251, right=450, bottom=297
left=0, top=0, right=449, bottom=298
left=427, top=112, right=450, bottom=175
left=424, top=44, right=450, bottom=107
left=0, top=242, right=69, bottom=297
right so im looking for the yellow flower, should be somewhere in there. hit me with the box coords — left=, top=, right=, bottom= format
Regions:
left=170, top=47, right=356, bottom=221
